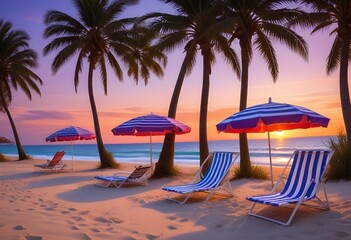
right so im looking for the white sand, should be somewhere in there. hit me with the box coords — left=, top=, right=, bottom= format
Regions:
left=0, top=158, right=350, bottom=240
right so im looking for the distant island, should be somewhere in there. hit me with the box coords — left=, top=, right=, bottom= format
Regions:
left=0, top=137, right=13, bottom=144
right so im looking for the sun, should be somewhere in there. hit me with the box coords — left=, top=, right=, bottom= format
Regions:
left=274, top=131, right=284, bottom=137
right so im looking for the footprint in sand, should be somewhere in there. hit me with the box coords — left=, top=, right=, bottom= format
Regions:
left=145, top=233, right=161, bottom=240
left=71, top=215, right=84, bottom=222
left=13, top=225, right=25, bottom=230
left=44, top=207, right=56, bottom=211
left=81, top=233, right=92, bottom=240
left=93, top=217, right=112, bottom=224
left=23, top=236, right=43, bottom=240
left=167, top=225, right=177, bottom=230
left=71, top=226, right=80, bottom=230
left=90, top=228, right=100, bottom=233
left=79, top=211, right=90, bottom=215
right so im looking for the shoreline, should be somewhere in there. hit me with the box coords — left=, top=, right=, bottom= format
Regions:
left=0, top=157, right=350, bottom=239
left=1, top=153, right=291, bottom=169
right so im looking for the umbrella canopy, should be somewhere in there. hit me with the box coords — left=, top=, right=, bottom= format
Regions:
left=112, top=113, right=191, bottom=165
left=112, top=113, right=191, bottom=136
left=46, top=126, right=96, bottom=142
left=216, top=98, right=329, bottom=133
left=216, top=98, right=330, bottom=185
left=46, top=126, right=96, bottom=171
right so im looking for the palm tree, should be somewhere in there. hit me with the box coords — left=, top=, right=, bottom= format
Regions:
left=297, top=0, right=351, bottom=152
left=140, top=0, right=240, bottom=177
left=224, top=0, right=308, bottom=177
left=0, top=20, right=43, bottom=160
left=43, top=0, right=145, bottom=168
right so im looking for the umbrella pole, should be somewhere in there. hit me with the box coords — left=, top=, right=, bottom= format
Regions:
left=149, top=134, right=152, bottom=166
left=267, top=131, right=273, bottom=187
left=71, top=140, right=74, bottom=172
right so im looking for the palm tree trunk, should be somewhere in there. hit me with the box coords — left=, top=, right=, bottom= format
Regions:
left=239, top=39, right=251, bottom=177
left=87, top=61, right=116, bottom=168
left=153, top=55, right=189, bottom=178
left=0, top=91, right=29, bottom=160
left=199, top=50, right=210, bottom=167
left=339, top=35, right=351, bottom=151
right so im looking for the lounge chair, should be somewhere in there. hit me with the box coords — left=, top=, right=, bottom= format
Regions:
left=162, top=151, right=239, bottom=204
left=95, top=165, right=152, bottom=188
left=34, top=151, right=67, bottom=171
left=246, top=149, right=334, bottom=226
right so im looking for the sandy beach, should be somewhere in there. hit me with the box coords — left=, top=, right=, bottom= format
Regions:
left=0, top=158, right=350, bottom=240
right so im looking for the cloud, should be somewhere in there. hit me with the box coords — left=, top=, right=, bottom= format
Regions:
left=16, top=110, right=74, bottom=121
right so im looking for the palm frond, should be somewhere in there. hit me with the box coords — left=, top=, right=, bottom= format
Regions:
left=254, top=30, right=278, bottom=81
left=263, top=22, right=308, bottom=60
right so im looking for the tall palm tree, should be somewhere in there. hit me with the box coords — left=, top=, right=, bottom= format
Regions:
left=297, top=0, right=351, bottom=152
left=43, top=0, right=143, bottom=168
left=141, top=0, right=240, bottom=177
left=0, top=20, right=43, bottom=160
left=224, top=0, right=308, bottom=177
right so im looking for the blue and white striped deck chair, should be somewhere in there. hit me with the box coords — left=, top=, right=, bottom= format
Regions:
left=247, top=149, right=334, bottom=226
left=162, top=152, right=239, bottom=204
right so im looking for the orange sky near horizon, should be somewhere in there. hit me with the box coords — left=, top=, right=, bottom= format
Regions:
left=0, top=0, right=345, bottom=145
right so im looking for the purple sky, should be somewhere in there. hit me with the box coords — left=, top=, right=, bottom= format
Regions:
left=0, top=0, right=342, bottom=145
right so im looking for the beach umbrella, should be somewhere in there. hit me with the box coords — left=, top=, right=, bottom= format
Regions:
left=46, top=126, right=96, bottom=170
left=216, top=97, right=330, bottom=185
left=111, top=113, right=191, bottom=165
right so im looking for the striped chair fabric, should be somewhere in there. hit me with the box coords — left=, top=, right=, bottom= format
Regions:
left=162, top=152, right=239, bottom=203
left=247, top=149, right=334, bottom=226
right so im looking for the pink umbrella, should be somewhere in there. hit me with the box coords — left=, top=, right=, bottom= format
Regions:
left=46, top=126, right=96, bottom=170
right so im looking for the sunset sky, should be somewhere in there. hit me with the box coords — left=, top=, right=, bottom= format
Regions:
left=0, top=0, right=344, bottom=145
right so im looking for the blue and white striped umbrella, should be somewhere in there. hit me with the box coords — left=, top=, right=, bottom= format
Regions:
left=112, top=114, right=190, bottom=136
left=112, top=114, right=190, bottom=165
left=216, top=98, right=329, bottom=133
left=216, top=98, right=330, bottom=186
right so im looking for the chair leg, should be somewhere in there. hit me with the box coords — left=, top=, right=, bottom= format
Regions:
left=95, top=180, right=113, bottom=188
left=248, top=202, right=291, bottom=226
left=166, top=192, right=193, bottom=204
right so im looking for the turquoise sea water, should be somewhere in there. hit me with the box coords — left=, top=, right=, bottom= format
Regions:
left=0, top=136, right=335, bottom=167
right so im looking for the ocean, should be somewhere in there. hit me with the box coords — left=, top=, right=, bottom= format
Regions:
left=0, top=136, right=335, bottom=167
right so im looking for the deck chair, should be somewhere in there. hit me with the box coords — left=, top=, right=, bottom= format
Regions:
left=34, top=151, right=67, bottom=171
left=162, top=152, right=239, bottom=204
left=94, top=165, right=152, bottom=188
left=246, top=149, right=334, bottom=226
